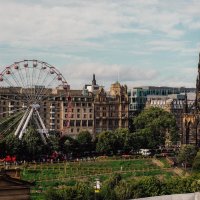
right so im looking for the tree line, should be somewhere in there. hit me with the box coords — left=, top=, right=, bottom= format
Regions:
left=0, top=107, right=179, bottom=160
left=44, top=173, right=200, bottom=200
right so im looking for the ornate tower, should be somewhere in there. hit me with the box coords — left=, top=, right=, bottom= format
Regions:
left=92, top=74, right=96, bottom=85
left=182, top=53, right=200, bottom=146
left=195, top=53, right=200, bottom=111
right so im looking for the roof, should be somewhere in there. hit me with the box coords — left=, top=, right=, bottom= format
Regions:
left=0, top=173, right=33, bottom=189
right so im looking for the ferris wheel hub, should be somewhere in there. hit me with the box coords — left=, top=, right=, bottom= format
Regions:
left=31, top=104, right=40, bottom=109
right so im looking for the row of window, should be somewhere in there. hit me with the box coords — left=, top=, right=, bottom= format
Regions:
left=70, top=114, right=93, bottom=119
left=70, top=120, right=93, bottom=127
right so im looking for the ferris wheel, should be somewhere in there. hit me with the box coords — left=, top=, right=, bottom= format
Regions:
left=0, top=60, right=71, bottom=144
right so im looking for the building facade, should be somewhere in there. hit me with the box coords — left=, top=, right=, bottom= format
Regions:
left=182, top=54, right=200, bottom=145
left=0, top=75, right=129, bottom=138
left=94, top=82, right=129, bottom=134
left=128, top=86, right=196, bottom=117
left=146, top=93, right=195, bottom=145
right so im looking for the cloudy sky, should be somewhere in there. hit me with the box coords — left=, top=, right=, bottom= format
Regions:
left=0, top=0, right=199, bottom=89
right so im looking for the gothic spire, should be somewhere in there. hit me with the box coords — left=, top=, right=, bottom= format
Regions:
left=198, top=53, right=200, bottom=72
left=196, top=53, right=200, bottom=91
left=92, top=74, right=96, bottom=85
left=195, top=53, right=200, bottom=112
left=184, top=92, right=188, bottom=113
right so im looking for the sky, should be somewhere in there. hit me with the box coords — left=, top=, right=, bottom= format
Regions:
left=0, top=0, right=199, bottom=89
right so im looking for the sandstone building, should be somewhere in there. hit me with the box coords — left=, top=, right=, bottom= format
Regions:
left=0, top=75, right=129, bottom=138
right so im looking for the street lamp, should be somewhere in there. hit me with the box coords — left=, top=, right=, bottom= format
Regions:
left=94, top=178, right=101, bottom=199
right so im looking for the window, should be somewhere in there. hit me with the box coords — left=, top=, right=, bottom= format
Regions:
left=88, top=120, right=93, bottom=126
left=82, top=120, right=87, bottom=126
left=96, top=106, right=100, bottom=110
left=76, top=120, right=81, bottom=126
left=70, top=120, right=75, bottom=126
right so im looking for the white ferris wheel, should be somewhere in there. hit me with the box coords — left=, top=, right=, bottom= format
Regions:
left=0, top=60, right=71, bottom=144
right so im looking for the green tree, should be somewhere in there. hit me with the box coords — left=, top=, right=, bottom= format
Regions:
left=4, top=134, right=22, bottom=157
left=59, top=135, right=79, bottom=156
left=114, top=180, right=132, bottom=200
left=178, top=144, right=197, bottom=168
left=124, top=132, right=146, bottom=152
left=76, top=131, right=93, bottom=153
left=21, top=127, right=45, bottom=160
left=133, top=107, right=179, bottom=148
left=100, top=174, right=122, bottom=200
left=114, top=128, right=129, bottom=152
left=96, top=131, right=117, bottom=155
left=193, top=151, right=200, bottom=170
left=131, top=177, right=162, bottom=198
left=45, top=183, right=94, bottom=200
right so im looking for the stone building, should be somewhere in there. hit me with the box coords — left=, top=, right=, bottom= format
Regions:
left=182, top=54, right=200, bottom=145
left=67, top=89, right=94, bottom=137
left=148, top=54, right=200, bottom=146
left=94, top=82, right=129, bottom=134
left=146, top=94, right=195, bottom=145
left=128, top=86, right=195, bottom=118
left=0, top=75, right=129, bottom=138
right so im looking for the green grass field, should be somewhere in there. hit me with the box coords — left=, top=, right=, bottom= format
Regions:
left=19, top=158, right=175, bottom=200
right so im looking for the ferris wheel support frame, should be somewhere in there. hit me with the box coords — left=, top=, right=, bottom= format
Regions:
left=14, top=104, right=48, bottom=142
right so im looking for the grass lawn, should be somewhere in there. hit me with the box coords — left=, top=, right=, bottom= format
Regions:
left=19, top=158, right=175, bottom=200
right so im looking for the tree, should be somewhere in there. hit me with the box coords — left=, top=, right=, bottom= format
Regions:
left=96, top=131, right=117, bottom=155
left=124, top=132, right=146, bottom=152
left=114, top=128, right=129, bottom=152
left=100, top=174, right=122, bottom=200
left=76, top=131, right=93, bottom=154
left=45, top=183, right=95, bottom=200
left=178, top=144, right=197, bottom=168
left=131, top=177, right=162, bottom=198
left=193, top=151, right=200, bottom=170
left=21, top=127, right=46, bottom=161
left=3, top=134, right=22, bottom=157
left=133, top=107, right=179, bottom=148
left=59, top=135, right=79, bottom=156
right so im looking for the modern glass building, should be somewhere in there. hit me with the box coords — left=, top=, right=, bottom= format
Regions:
left=128, top=86, right=196, bottom=116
